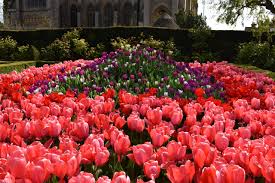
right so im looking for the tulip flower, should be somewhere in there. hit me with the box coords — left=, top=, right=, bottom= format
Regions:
left=128, top=142, right=154, bottom=166
left=97, top=176, right=111, bottom=183
left=69, top=172, right=96, bottom=183
left=143, top=160, right=161, bottom=180
left=167, top=160, right=195, bottom=183
left=146, top=108, right=162, bottom=126
left=215, top=132, right=229, bottom=152
left=111, top=171, right=130, bottom=183
left=127, top=113, right=145, bottom=132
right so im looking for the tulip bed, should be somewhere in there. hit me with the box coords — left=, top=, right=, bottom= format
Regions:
left=0, top=48, right=274, bottom=183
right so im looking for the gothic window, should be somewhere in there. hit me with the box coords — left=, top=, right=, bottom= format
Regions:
left=103, top=3, right=113, bottom=27
left=87, top=4, right=96, bottom=27
left=71, top=4, right=78, bottom=27
left=59, top=5, right=65, bottom=27
left=26, top=0, right=47, bottom=9
left=122, top=2, right=132, bottom=26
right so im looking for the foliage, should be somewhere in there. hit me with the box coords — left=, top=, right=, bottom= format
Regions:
left=0, top=36, right=17, bottom=60
left=175, top=10, right=209, bottom=29
left=217, top=0, right=275, bottom=25
left=237, top=42, right=275, bottom=71
left=111, top=33, right=177, bottom=56
left=0, top=21, right=4, bottom=29
left=41, top=29, right=104, bottom=61
left=41, top=39, right=71, bottom=61
left=12, top=45, right=34, bottom=61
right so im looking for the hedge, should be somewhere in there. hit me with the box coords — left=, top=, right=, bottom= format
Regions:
left=0, top=27, right=273, bottom=61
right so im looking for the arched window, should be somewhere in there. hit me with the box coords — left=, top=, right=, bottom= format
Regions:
left=87, top=4, right=96, bottom=27
left=59, top=4, right=65, bottom=27
left=71, top=4, right=78, bottom=27
left=103, top=3, right=113, bottom=27
left=122, top=2, right=132, bottom=26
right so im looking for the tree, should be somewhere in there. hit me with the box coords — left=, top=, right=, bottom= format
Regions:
left=175, top=10, right=209, bottom=29
left=217, top=0, right=275, bottom=25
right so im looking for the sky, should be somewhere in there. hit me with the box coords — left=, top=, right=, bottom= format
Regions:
left=0, top=0, right=271, bottom=30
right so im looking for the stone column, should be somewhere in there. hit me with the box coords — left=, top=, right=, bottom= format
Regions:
left=114, top=11, right=118, bottom=26
left=143, top=0, right=150, bottom=26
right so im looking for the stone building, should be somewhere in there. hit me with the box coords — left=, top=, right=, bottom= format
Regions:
left=4, top=0, right=197, bottom=29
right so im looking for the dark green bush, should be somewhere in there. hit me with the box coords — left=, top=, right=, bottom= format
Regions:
left=41, top=29, right=103, bottom=61
left=12, top=45, right=33, bottom=60
left=41, top=39, right=71, bottom=61
left=0, top=36, right=17, bottom=60
left=237, top=42, right=275, bottom=71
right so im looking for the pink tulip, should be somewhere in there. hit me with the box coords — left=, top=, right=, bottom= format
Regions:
left=251, top=98, right=260, bottom=109
left=97, top=176, right=111, bottom=183
left=146, top=108, right=162, bottom=126
left=128, top=142, right=154, bottom=166
left=7, top=150, right=26, bottom=179
left=114, top=133, right=131, bottom=157
left=144, top=160, right=160, bottom=180
left=127, top=113, right=145, bottom=132
left=215, top=132, right=229, bottom=152
left=69, top=172, right=95, bottom=183
left=170, top=109, right=183, bottom=126
left=111, top=171, right=130, bottom=183
left=199, top=165, right=217, bottom=183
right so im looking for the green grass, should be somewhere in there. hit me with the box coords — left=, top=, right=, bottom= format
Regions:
left=0, top=61, right=59, bottom=74
left=234, top=64, right=275, bottom=80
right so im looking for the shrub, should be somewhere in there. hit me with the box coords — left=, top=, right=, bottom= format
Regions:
left=111, top=33, right=177, bottom=56
left=41, top=29, right=103, bottom=61
left=0, top=36, right=17, bottom=60
left=237, top=42, right=275, bottom=71
left=41, top=39, right=71, bottom=61
left=12, top=45, right=33, bottom=60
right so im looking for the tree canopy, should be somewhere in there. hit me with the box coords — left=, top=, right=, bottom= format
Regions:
left=217, top=0, right=275, bottom=25
left=175, top=10, right=210, bottom=29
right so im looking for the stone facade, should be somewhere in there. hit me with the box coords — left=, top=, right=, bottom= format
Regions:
left=4, top=0, right=197, bottom=29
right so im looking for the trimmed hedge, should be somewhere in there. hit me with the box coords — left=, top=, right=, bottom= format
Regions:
left=0, top=27, right=273, bottom=61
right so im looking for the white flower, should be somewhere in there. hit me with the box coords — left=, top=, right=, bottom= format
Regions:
left=206, top=85, right=211, bottom=88
left=178, top=90, right=183, bottom=94
left=164, top=92, right=168, bottom=96
left=155, top=81, right=159, bottom=85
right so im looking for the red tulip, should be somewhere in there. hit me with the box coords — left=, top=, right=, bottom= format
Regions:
left=167, top=141, right=186, bottom=162
left=194, top=148, right=206, bottom=168
left=202, top=125, right=216, bottom=143
left=127, top=113, right=145, bottom=132
left=128, top=142, right=154, bottom=166
left=144, top=160, right=160, bottom=180
left=177, top=131, right=191, bottom=147
left=265, top=96, right=274, bottom=109
left=199, top=165, right=217, bottom=183
left=220, top=164, right=245, bottom=183
left=111, top=171, right=130, bottom=183
left=166, top=160, right=195, bottom=183
left=69, top=172, right=95, bottom=183
left=114, top=116, right=126, bottom=129
left=146, top=108, right=162, bottom=126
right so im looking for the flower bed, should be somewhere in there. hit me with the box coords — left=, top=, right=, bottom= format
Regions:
left=0, top=48, right=274, bottom=183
